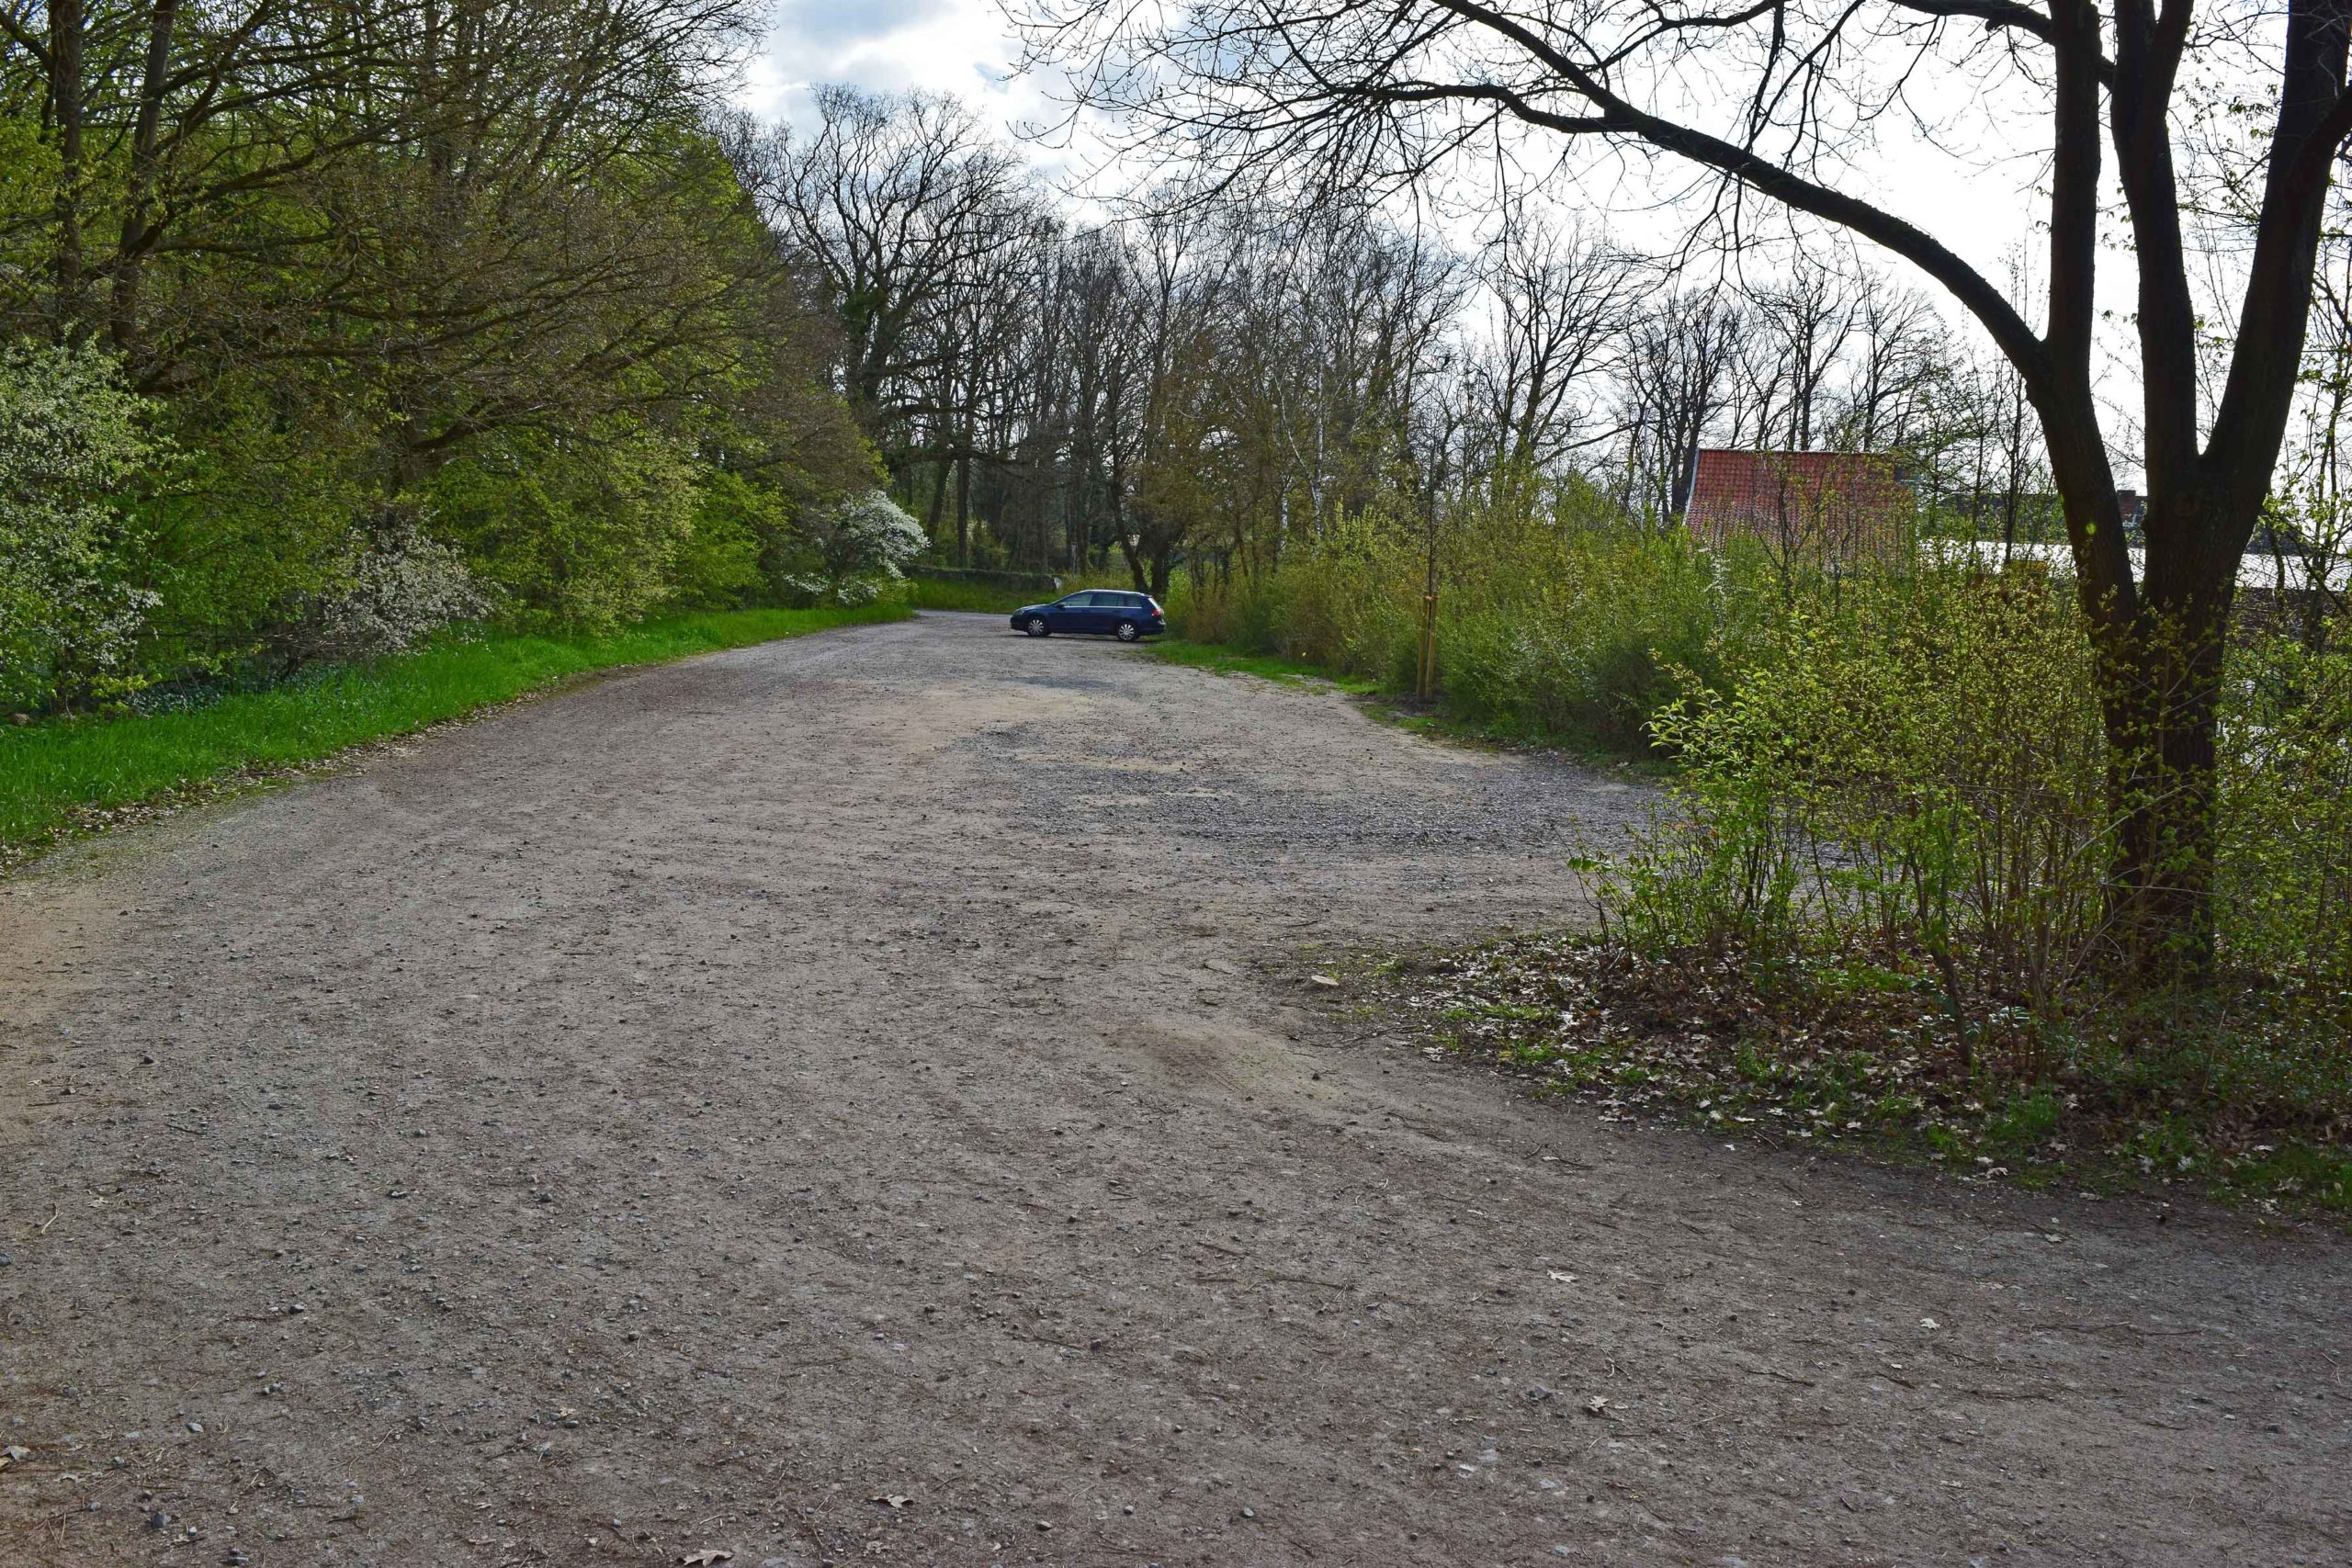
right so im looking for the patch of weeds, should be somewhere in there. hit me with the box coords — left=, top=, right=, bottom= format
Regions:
left=1362, top=931, right=2352, bottom=1226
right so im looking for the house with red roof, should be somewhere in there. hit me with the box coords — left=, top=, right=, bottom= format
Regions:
left=1683, top=449, right=1914, bottom=564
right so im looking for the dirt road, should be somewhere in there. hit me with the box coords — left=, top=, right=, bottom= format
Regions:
left=2, top=612, right=2346, bottom=1566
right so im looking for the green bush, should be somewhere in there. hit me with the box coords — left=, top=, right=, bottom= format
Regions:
left=1603, top=566, right=2113, bottom=1010
left=665, top=470, right=781, bottom=611
left=427, top=424, right=702, bottom=632
left=0, top=342, right=162, bottom=711
left=2220, top=626, right=2352, bottom=983
left=130, top=381, right=386, bottom=683
left=1176, top=502, right=1757, bottom=754
left=1437, top=524, right=1748, bottom=749
left=1597, top=571, right=2352, bottom=1007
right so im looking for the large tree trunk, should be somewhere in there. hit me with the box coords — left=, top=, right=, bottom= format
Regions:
left=1117, top=532, right=1149, bottom=593
left=2096, top=570, right=2234, bottom=982
left=107, top=0, right=181, bottom=364
left=924, top=457, right=952, bottom=551
left=49, top=0, right=85, bottom=336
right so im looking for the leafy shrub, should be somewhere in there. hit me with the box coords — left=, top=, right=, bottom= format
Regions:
left=2219, top=625, right=2352, bottom=984
left=662, top=470, right=779, bottom=611
left=427, top=424, right=702, bottom=632
left=0, top=341, right=163, bottom=712
left=1599, top=573, right=2352, bottom=1010
left=1179, top=502, right=1754, bottom=752
left=123, top=374, right=390, bottom=685
left=1601, top=566, right=2113, bottom=1011
left=1437, top=525, right=1748, bottom=749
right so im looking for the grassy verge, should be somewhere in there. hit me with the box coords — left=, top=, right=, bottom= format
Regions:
left=0, top=602, right=907, bottom=861
left=1364, top=932, right=2352, bottom=1224
left=1148, top=636, right=1672, bottom=773
left=903, top=577, right=1041, bottom=615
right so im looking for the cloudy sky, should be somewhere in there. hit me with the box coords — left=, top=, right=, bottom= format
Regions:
left=741, top=0, right=2053, bottom=276
left=743, top=0, right=1041, bottom=128
left=740, top=0, right=2182, bottom=460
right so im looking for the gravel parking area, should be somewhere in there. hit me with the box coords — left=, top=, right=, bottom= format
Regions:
left=2, top=610, right=2346, bottom=1565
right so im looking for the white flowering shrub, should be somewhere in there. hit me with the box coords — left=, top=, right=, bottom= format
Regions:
left=0, top=341, right=162, bottom=711
left=776, top=571, right=884, bottom=607
left=281, top=503, right=492, bottom=664
left=815, top=491, right=927, bottom=584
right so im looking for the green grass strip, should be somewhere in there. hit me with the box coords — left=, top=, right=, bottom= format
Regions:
left=901, top=577, right=1044, bottom=615
left=1147, top=635, right=1674, bottom=773
left=0, top=602, right=908, bottom=851
left=1145, top=637, right=1382, bottom=692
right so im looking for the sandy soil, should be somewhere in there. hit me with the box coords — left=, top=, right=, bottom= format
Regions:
left=1, top=610, right=2346, bottom=1567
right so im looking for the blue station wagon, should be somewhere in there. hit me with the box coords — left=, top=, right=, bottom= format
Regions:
left=1011, top=590, right=1168, bottom=642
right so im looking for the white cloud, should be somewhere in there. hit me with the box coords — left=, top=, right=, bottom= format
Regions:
left=741, top=0, right=1048, bottom=133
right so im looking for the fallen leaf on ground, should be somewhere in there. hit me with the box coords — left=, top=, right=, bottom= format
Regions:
left=1583, top=1396, right=1611, bottom=1416
left=679, top=1551, right=732, bottom=1565
left=1546, top=1269, right=1577, bottom=1284
left=870, top=1495, right=912, bottom=1509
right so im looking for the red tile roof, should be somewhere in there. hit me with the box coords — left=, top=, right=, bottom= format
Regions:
left=1685, top=450, right=1913, bottom=561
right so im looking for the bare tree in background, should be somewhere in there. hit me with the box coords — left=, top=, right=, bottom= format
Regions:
left=1837, top=278, right=1949, bottom=454
left=1621, top=289, right=1742, bottom=525
left=739, top=86, right=1028, bottom=467
left=1465, top=219, right=1636, bottom=499
left=1753, top=257, right=1857, bottom=452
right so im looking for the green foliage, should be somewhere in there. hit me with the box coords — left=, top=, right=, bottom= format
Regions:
left=900, top=577, right=1040, bottom=614
left=0, top=6, right=889, bottom=726
left=1175, top=498, right=1765, bottom=757
left=133, top=393, right=385, bottom=678
left=667, top=471, right=784, bottom=611
left=2219, top=626, right=2352, bottom=981
left=1436, top=521, right=1752, bottom=750
left=427, top=425, right=704, bottom=632
left=0, top=604, right=909, bottom=852
left=0, top=343, right=163, bottom=712
left=1613, top=567, right=2114, bottom=1008
left=1597, top=570, right=2352, bottom=1007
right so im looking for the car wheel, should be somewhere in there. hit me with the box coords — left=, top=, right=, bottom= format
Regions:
left=1114, top=619, right=1140, bottom=642
left=1024, top=615, right=1050, bottom=637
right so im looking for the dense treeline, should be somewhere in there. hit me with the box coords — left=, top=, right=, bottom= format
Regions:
left=0, top=0, right=921, bottom=715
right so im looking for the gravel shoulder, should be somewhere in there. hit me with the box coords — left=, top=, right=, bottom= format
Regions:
left=2, top=610, right=2346, bottom=1566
